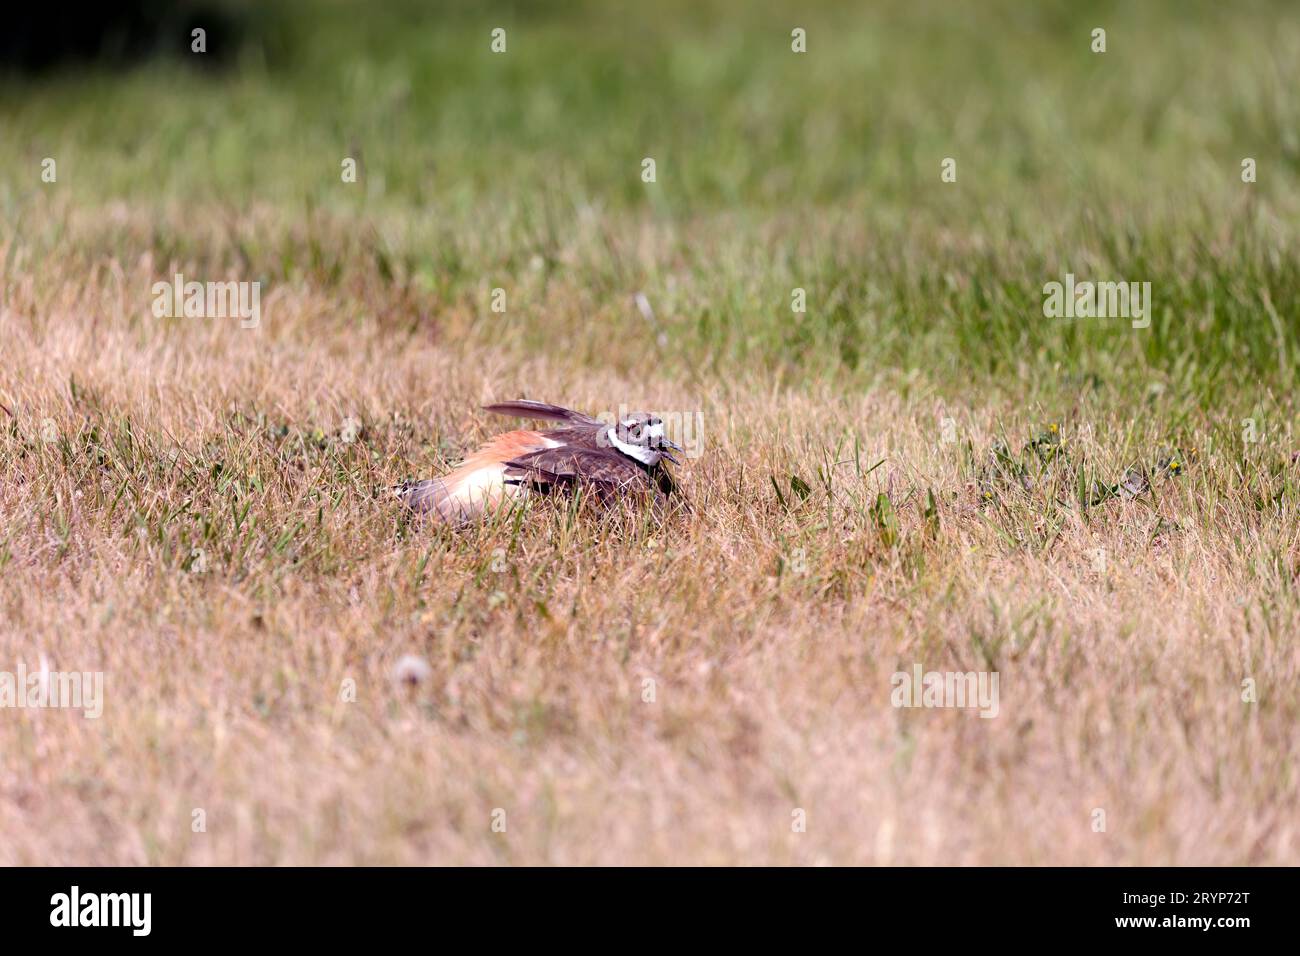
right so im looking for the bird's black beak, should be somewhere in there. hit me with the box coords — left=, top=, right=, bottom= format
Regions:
left=660, top=438, right=683, bottom=464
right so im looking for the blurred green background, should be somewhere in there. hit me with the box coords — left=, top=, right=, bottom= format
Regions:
left=2, top=0, right=1298, bottom=411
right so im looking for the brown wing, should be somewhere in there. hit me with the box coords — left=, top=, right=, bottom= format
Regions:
left=504, top=446, right=652, bottom=499
left=483, top=400, right=602, bottom=426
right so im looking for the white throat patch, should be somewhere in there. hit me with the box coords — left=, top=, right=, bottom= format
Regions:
left=607, top=423, right=661, bottom=466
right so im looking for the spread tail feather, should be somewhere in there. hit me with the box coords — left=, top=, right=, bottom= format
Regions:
left=399, top=429, right=555, bottom=524
left=399, top=462, right=512, bottom=524
left=398, top=469, right=507, bottom=524
left=397, top=477, right=453, bottom=518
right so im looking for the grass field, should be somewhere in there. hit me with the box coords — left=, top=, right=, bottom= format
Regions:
left=2, top=0, right=1299, bottom=864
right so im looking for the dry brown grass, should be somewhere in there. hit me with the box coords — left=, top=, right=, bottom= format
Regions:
left=2, top=203, right=1297, bottom=865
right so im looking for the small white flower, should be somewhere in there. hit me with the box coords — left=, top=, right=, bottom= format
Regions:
left=340, top=416, right=361, bottom=444
left=392, top=654, right=433, bottom=688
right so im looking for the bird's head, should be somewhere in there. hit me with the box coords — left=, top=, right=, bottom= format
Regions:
left=604, top=412, right=682, bottom=466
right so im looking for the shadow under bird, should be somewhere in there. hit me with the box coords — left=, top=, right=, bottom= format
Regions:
left=398, top=400, right=685, bottom=524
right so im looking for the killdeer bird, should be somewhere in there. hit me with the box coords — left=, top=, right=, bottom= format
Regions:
left=399, top=400, right=684, bottom=524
